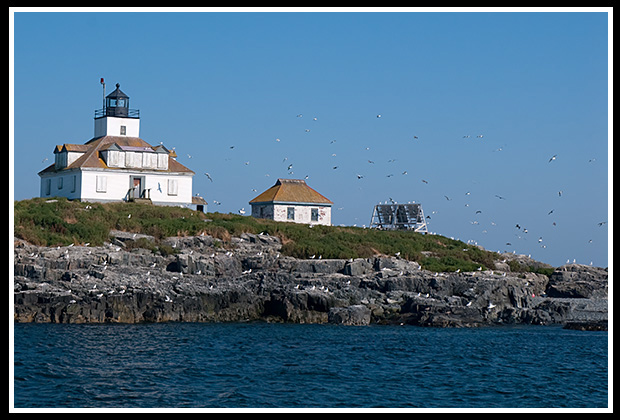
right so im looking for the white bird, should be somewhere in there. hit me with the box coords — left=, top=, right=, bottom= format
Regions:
left=487, top=302, right=496, bottom=309
left=466, top=301, right=472, bottom=307
left=204, top=173, right=213, bottom=182
left=238, top=208, right=246, bottom=215
left=376, top=114, right=382, bottom=118
left=548, top=154, right=557, bottom=163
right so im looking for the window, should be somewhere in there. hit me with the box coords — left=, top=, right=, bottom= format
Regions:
left=44, top=179, right=51, bottom=195
left=287, top=207, right=295, bottom=220
left=168, top=179, right=178, bottom=196
left=96, top=175, right=107, bottom=193
left=311, top=208, right=319, bottom=222
left=57, top=177, right=63, bottom=190
left=120, top=125, right=126, bottom=135
left=125, top=151, right=134, bottom=167
left=107, top=150, right=119, bottom=167
left=157, top=153, right=167, bottom=169
left=71, top=175, right=76, bottom=193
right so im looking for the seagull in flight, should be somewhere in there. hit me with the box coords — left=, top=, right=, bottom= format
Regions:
left=495, top=195, right=506, bottom=200
left=204, top=172, right=213, bottom=182
left=548, top=154, right=557, bottom=163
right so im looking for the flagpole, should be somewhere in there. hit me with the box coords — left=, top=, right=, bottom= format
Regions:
left=100, top=78, right=106, bottom=113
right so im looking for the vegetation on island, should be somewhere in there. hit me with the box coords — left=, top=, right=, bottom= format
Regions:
left=13, top=197, right=541, bottom=273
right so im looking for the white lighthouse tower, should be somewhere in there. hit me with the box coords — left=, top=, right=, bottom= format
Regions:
left=38, top=81, right=201, bottom=209
left=94, top=82, right=140, bottom=137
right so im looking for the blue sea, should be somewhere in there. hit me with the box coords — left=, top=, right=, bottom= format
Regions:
left=12, top=323, right=608, bottom=409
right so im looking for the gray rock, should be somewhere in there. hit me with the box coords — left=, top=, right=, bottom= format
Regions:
left=12, top=235, right=608, bottom=328
left=328, top=305, right=371, bottom=326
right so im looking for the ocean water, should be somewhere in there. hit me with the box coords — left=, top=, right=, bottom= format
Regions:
left=12, top=323, right=608, bottom=409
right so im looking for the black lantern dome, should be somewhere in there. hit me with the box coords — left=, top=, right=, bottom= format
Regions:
left=105, top=83, right=130, bottom=117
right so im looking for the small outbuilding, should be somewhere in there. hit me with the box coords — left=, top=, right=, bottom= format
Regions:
left=249, top=178, right=333, bottom=226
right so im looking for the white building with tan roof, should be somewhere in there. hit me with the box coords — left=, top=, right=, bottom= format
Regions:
left=38, top=82, right=202, bottom=209
left=249, top=178, right=333, bottom=226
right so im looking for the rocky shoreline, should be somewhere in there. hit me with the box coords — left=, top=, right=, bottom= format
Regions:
left=13, top=232, right=608, bottom=329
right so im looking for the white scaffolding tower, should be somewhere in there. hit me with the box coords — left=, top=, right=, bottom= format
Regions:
left=370, top=203, right=428, bottom=233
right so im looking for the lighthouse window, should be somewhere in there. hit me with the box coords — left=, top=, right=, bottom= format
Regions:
left=120, top=125, right=126, bottom=135
left=117, top=99, right=126, bottom=107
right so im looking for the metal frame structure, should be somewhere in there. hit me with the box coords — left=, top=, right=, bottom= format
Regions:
left=370, top=203, right=428, bottom=233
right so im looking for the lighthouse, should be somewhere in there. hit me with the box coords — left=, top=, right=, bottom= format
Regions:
left=94, top=83, right=140, bottom=137
left=38, top=81, right=202, bottom=210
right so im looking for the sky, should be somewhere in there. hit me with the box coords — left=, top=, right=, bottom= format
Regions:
left=10, top=8, right=611, bottom=268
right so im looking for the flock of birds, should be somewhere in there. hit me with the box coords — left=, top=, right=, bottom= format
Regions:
left=181, top=111, right=605, bottom=266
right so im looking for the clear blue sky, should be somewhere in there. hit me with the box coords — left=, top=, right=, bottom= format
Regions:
left=11, top=9, right=610, bottom=268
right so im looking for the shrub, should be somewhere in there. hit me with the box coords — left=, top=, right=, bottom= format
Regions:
left=14, top=198, right=502, bottom=272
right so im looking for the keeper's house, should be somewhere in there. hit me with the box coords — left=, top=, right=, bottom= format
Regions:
left=38, top=83, right=201, bottom=210
left=249, top=178, right=333, bottom=226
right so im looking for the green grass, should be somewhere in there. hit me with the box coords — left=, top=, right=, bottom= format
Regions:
left=13, top=197, right=502, bottom=272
